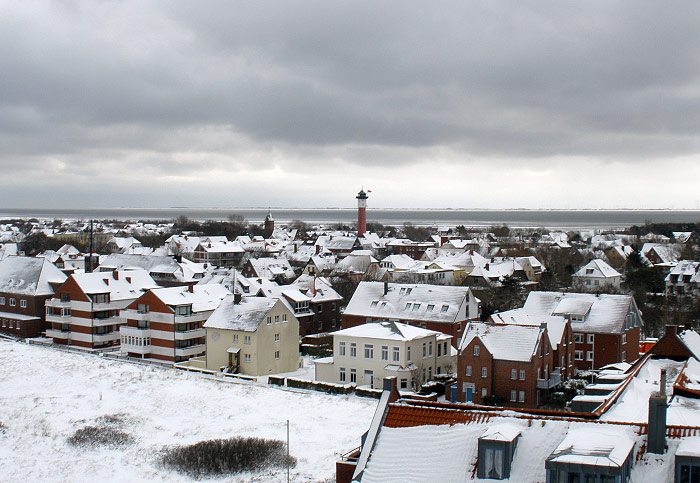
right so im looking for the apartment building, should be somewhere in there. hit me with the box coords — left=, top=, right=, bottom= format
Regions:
left=119, top=283, right=229, bottom=362
left=45, top=269, right=157, bottom=349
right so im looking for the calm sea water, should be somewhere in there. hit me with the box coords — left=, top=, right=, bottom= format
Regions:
left=1, top=207, right=700, bottom=229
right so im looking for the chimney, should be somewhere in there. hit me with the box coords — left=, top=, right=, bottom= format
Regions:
left=315, top=245, right=321, bottom=255
left=234, top=292, right=242, bottom=304
left=647, top=369, right=668, bottom=454
left=383, top=376, right=400, bottom=403
left=313, top=275, right=318, bottom=296
left=104, top=278, right=109, bottom=286
left=113, top=271, right=119, bottom=280
left=125, top=276, right=131, bottom=283
left=188, top=284, right=194, bottom=293
left=294, top=243, right=298, bottom=253
left=384, top=281, right=389, bottom=296
left=665, top=325, right=678, bottom=337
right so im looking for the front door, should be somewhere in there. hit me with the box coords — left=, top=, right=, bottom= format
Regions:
left=363, top=370, right=374, bottom=388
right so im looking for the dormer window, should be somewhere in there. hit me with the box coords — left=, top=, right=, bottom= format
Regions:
left=427, top=304, right=435, bottom=312
left=441, top=305, right=449, bottom=312
left=371, top=300, right=378, bottom=308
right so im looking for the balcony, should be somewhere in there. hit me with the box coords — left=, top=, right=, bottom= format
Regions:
left=537, top=370, right=562, bottom=390
left=93, top=332, right=119, bottom=344
left=121, top=342, right=152, bottom=355
left=174, top=328, right=205, bottom=340
left=46, top=328, right=70, bottom=340
left=175, top=344, right=206, bottom=358
left=45, top=312, right=70, bottom=324
left=121, top=326, right=151, bottom=338
left=46, top=299, right=71, bottom=308
left=92, top=316, right=121, bottom=327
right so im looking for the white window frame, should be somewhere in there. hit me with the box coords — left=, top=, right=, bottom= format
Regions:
left=473, top=344, right=480, bottom=356
left=339, top=341, right=346, bottom=357
left=511, top=368, right=517, bottom=380
left=465, top=365, right=472, bottom=376
left=518, top=391, right=525, bottom=402
left=20, top=299, right=27, bottom=308
left=510, top=390, right=517, bottom=402
left=364, top=344, right=374, bottom=359
left=519, top=369, right=525, bottom=380
left=392, top=346, right=400, bottom=362
left=481, top=366, right=487, bottom=378
left=381, top=346, right=388, bottom=361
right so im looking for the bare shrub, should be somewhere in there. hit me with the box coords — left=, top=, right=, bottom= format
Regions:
left=67, top=425, right=134, bottom=448
left=160, top=436, right=297, bottom=478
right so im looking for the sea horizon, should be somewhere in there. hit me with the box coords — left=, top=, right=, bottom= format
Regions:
left=2, top=207, right=700, bottom=230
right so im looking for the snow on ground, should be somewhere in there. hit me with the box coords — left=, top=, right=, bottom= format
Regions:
left=0, top=340, right=375, bottom=482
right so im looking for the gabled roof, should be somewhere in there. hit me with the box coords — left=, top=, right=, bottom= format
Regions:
left=522, top=291, right=642, bottom=334
left=490, top=309, right=567, bottom=350
left=344, top=281, right=468, bottom=323
left=204, top=295, right=278, bottom=332
left=573, top=259, right=621, bottom=279
left=332, top=320, right=443, bottom=341
left=459, top=321, right=543, bottom=362
left=69, top=269, right=157, bottom=301
left=0, top=256, right=67, bottom=296
left=147, top=284, right=230, bottom=313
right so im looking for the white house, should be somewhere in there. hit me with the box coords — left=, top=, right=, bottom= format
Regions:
left=572, top=259, right=622, bottom=290
left=314, top=320, right=455, bottom=391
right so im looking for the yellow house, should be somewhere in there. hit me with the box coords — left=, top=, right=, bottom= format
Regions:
left=203, top=295, right=300, bottom=376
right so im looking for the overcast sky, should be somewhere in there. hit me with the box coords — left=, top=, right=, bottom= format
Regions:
left=1, top=1, right=699, bottom=209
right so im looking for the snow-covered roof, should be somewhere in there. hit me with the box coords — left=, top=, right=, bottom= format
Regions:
left=69, top=269, right=157, bottom=301
left=204, top=295, right=278, bottom=332
left=677, top=437, right=700, bottom=457
left=291, top=274, right=342, bottom=303
left=546, top=427, right=634, bottom=467
left=480, top=423, right=522, bottom=442
left=573, top=259, right=622, bottom=279
left=523, top=292, right=642, bottom=334
left=147, top=284, right=230, bottom=313
left=332, top=321, right=443, bottom=342
left=680, top=329, right=700, bottom=360
left=459, top=322, right=544, bottom=362
left=490, top=309, right=567, bottom=350
left=248, top=257, right=295, bottom=279
left=0, top=256, right=67, bottom=296
left=344, top=281, right=467, bottom=323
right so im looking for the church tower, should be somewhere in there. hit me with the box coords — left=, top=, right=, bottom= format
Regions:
left=264, top=208, right=274, bottom=237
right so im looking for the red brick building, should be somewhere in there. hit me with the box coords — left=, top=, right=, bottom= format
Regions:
left=0, top=256, right=66, bottom=338
left=457, top=322, right=555, bottom=408
left=521, top=292, right=644, bottom=370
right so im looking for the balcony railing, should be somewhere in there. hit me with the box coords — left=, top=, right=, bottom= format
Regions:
left=46, top=299, right=71, bottom=308
left=92, top=316, right=121, bottom=327
left=174, top=328, right=205, bottom=340
left=120, top=326, right=151, bottom=338
left=92, top=332, right=119, bottom=344
left=121, top=342, right=152, bottom=355
left=175, top=344, right=206, bottom=357
left=46, top=328, right=70, bottom=340
left=537, top=370, right=562, bottom=390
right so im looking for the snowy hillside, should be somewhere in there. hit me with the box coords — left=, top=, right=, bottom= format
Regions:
left=0, top=340, right=375, bottom=482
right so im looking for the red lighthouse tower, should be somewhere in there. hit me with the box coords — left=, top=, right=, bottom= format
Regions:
left=356, top=188, right=368, bottom=235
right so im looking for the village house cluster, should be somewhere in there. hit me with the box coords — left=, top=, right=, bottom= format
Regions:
left=3, top=193, right=700, bottom=480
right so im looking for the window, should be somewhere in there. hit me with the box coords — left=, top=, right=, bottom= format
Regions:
left=518, top=391, right=525, bottom=402
left=412, top=303, right=420, bottom=311
left=274, top=333, right=280, bottom=342
left=267, top=316, right=272, bottom=325
left=427, top=304, right=435, bottom=312
left=282, top=314, right=287, bottom=322
left=482, top=445, right=505, bottom=479
left=350, top=343, right=357, bottom=358
left=339, top=368, right=346, bottom=382
left=481, top=367, right=487, bottom=378
left=405, top=303, right=411, bottom=310
left=481, top=387, right=487, bottom=398
left=233, top=334, right=238, bottom=342
left=174, top=305, right=192, bottom=316
left=407, top=346, right=412, bottom=361
left=364, top=344, right=374, bottom=359
left=274, top=350, right=280, bottom=359
left=679, top=463, right=700, bottom=483
left=392, top=346, right=400, bottom=362
left=510, top=390, right=517, bottom=402
left=381, top=346, right=388, bottom=361
left=622, top=350, right=626, bottom=361
left=244, top=353, right=251, bottom=362
left=622, top=332, right=627, bottom=344
left=429, top=341, right=433, bottom=356
left=339, top=341, right=346, bottom=356
left=574, top=333, right=583, bottom=343
left=511, top=369, right=517, bottom=380
left=586, top=351, right=594, bottom=361
left=441, top=305, right=449, bottom=312
left=60, top=293, right=70, bottom=302
left=423, top=343, right=427, bottom=357
left=20, top=300, right=27, bottom=308
left=575, top=350, right=584, bottom=360
left=350, top=369, right=357, bottom=383
left=474, top=344, right=480, bottom=356
left=16, top=321, right=20, bottom=330
left=587, top=334, right=594, bottom=344
left=9, top=298, right=15, bottom=307
left=0, top=297, right=4, bottom=304
left=400, top=378, right=408, bottom=389
left=317, top=304, right=323, bottom=313
left=466, top=365, right=472, bottom=376
left=92, top=293, right=109, bottom=304
left=137, top=303, right=149, bottom=314
left=437, top=343, right=442, bottom=357
left=275, top=315, right=280, bottom=323
left=519, top=369, right=525, bottom=380
left=370, top=300, right=378, bottom=308
left=569, top=353, right=573, bottom=365
left=244, top=335, right=251, bottom=344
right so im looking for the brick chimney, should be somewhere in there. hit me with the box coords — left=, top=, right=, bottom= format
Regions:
left=113, top=271, right=119, bottom=280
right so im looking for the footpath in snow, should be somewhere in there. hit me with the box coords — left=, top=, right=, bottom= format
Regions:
left=0, top=340, right=375, bottom=482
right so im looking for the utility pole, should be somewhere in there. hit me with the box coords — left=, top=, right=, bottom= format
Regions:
left=286, top=419, right=290, bottom=483
left=87, top=219, right=94, bottom=273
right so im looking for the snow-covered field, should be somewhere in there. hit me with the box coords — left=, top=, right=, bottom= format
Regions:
left=0, top=340, right=375, bottom=482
